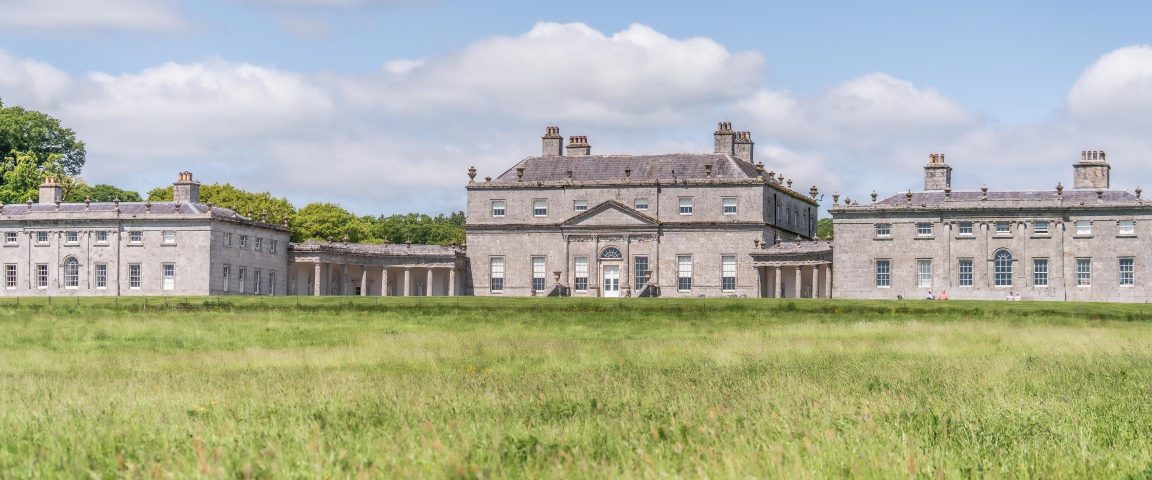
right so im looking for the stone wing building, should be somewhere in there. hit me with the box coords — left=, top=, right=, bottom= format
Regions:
left=465, top=123, right=822, bottom=297
left=0, top=173, right=291, bottom=296
left=831, top=151, right=1152, bottom=302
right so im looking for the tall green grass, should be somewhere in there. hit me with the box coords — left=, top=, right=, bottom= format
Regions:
left=0, top=298, right=1150, bottom=478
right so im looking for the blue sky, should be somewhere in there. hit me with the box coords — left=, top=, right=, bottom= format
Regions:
left=2, top=0, right=1152, bottom=215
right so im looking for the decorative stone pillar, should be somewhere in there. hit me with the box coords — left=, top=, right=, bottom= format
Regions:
left=810, top=265, right=819, bottom=299
left=360, top=266, right=368, bottom=296
left=824, top=264, right=832, bottom=299
left=774, top=267, right=782, bottom=298
left=793, top=267, right=801, bottom=298
left=313, top=262, right=322, bottom=297
left=403, top=268, right=411, bottom=297
left=449, top=268, right=457, bottom=296
left=381, top=267, right=389, bottom=296
left=426, top=268, right=434, bottom=296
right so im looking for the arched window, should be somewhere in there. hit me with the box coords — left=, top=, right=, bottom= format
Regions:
left=994, top=249, right=1013, bottom=286
left=63, top=256, right=80, bottom=288
left=600, top=246, right=623, bottom=260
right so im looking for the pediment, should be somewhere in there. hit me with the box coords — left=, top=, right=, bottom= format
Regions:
left=562, top=201, right=659, bottom=227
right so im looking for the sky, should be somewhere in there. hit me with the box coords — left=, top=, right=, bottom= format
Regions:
left=2, top=0, right=1152, bottom=216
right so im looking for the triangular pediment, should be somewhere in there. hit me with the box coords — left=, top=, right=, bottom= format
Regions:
left=562, top=200, right=659, bottom=227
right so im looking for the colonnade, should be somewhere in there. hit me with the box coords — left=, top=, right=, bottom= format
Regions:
left=759, top=263, right=832, bottom=298
left=292, top=262, right=460, bottom=296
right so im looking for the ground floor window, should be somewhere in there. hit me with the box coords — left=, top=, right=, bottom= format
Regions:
left=574, top=257, right=588, bottom=292
left=1033, top=259, right=1048, bottom=287
left=490, top=257, right=504, bottom=292
left=1119, top=258, right=1134, bottom=286
left=677, top=255, right=693, bottom=291
left=254, top=269, right=263, bottom=294
left=721, top=256, right=737, bottom=292
left=5, top=264, right=16, bottom=289
left=64, top=257, right=80, bottom=288
left=239, top=267, right=247, bottom=293
left=162, top=263, right=175, bottom=290
left=916, top=259, right=932, bottom=288
left=95, top=264, right=108, bottom=289
left=994, top=250, right=1013, bottom=287
left=223, top=265, right=231, bottom=292
left=1076, top=258, right=1092, bottom=286
left=633, top=256, right=649, bottom=291
left=531, top=257, right=546, bottom=292
left=958, top=259, right=973, bottom=287
left=269, top=271, right=277, bottom=295
left=129, top=264, right=141, bottom=289
left=875, top=259, right=891, bottom=287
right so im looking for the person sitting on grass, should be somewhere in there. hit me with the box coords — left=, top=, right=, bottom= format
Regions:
left=939, top=290, right=949, bottom=300
left=926, top=289, right=935, bottom=300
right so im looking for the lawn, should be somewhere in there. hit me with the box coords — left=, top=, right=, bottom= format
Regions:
left=0, top=297, right=1150, bottom=478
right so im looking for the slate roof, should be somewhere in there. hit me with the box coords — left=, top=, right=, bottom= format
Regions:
left=874, top=189, right=1139, bottom=206
left=0, top=201, right=288, bottom=231
left=494, top=153, right=761, bottom=182
left=289, top=241, right=461, bottom=257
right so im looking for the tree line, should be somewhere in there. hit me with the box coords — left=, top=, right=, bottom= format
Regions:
left=0, top=99, right=465, bottom=247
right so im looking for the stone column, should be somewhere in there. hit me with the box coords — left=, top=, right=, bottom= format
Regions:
left=313, top=262, right=322, bottom=296
left=824, top=264, right=832, bottom=299
left=360, top=266, right=368, bottom=296
left=381, top=267, right=389, bottom=296
left=774, top=267, right=782, bottom=298
left=793, top=267, right=801, bottom=298
left=341, top=264, right=349, bottom=296
left=426, top=268, right=434, bottom=296
left=449, top=268, right=457, bottom=296
left=403, top=268, right=411, bottom=297
left=810, top=265, right=819, bottom=299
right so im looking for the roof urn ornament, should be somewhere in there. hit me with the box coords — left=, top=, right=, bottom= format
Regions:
left=144, top=201, right=152, bottom=213
left=905, top=190, right=913, bottom=204
left=870, top=190, right=878, bottom=203
left=832, top=192, right=840, bottom=205
left=786, top=179, right=793, bottom=188
left=515, top=167, right=525, bottom=181
left=980, top=185, right=989, bottom=201
left=84, top=198, right=91, bottom=210
left=1056, top=182, right=1064, bottom=196
left=467, top=166, right=477, bottom=181
left=809, top=186, right=819, bottom=198
left=1136, top=186, right=1143, bottom=200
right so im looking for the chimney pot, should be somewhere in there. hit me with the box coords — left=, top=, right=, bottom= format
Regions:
left=173, top=171, right=201, bottom=203
left=542, top=126, right=564, bottom=156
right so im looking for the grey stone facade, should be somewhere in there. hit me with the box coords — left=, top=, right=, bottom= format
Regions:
left=0, top=173, right=290, bottom=296
left=465, top=123, right=821, bottom=297
left=831, top=152, right=1152, bottom=302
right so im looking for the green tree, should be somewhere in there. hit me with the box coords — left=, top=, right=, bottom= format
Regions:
left=291, top=203, right=371, bottom=243
left=65, top=182, right=143, bottom=202
left=816, top=218, right=834, bottom=240
left=364, top=211, right=466, bottom=246
left=0, top=100, right=86, bottom=176
left=148, top=183, right=295, bottom=224
left=0, top=150, right=65, bottom=204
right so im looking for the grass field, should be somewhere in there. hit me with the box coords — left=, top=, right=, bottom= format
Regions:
left=1, top=297, right=1151, bottom=478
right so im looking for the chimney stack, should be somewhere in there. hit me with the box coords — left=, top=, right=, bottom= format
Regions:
left=734, top=131, right=754, bottom=163
left=542, top=126, right=563, bottom=156
left=1073, top=150, right=1110, bottom=189
left=923, top=153, right=952, bottom=191
left=173, top=171, right=201, bottom=203
left=38, top=176, right=63, bottom=205
left=566, top=135, right=590, bottom=156
left=713, top=122, right=734, bottom=155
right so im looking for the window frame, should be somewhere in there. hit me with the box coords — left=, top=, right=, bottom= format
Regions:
left=35, top=231, right=49, bottom=244
left=722, top=197, right=737, bottom=215
left=875, top=259, right=891, bottom=287
left=1118, top=220, right=1136, bottom=236
left=95, top=230, right=109, bottom=244
left=1033, top=221, right=1050, bottom=235
left=254, top=237, right=263, bottom=252
left=957, top=222, right=974, bottom=236
left=4, top=232, right=16, bottom=245
left=5, top=264, right=16, bottom=289
left=128, top=230, right=143, bottom=244
left=994, top=250, right=1013, bottom=287
left=994, top=222, right=1011, bottom=235
left=128, top=264, right=141, bottom=289
left=634, top=198, right=649, bottom=210
left=531, top=256, right=546, bottom=292
left=721, top=255, right=737, bottom=292
left=162, top=230, right=177, bottom=245
left=678, top=197, right=694, bottom=216
left=95, top=263, right=108, bottom=289
left=490, top=199, right=506, bottom=217
left=573, top=200, right=588, bottom=212
left=1033, top=258, right=1049, bottom=287
left=875, top=223, right=892, bottom=237
left=676, top=255, right=693, bottom=292
left=489, top=257, right=505, bottom=293
left=1119, top=257, right=1134, bottom=286
left=162, top=263, right=175, bottom=291
left=239, top=235, right=248, bottom=249
left=36, top=263, right=48, bottom=289
left=532, top=199, right=548, bottom=217
left=916, top=223, right=934, bottom=237
left=64, top=231, right=79, bottom=245
left=1076, top=258, right=1092, bottom=286
left=957, top=259, right=973, bottom=287
left=238, top=267, right=247, bottom=293
left=254, top=268, right=262, bottom=295
left=916, top=259, right=932, bottom=288
left=222, top=264, right=231, bottom=293
left=63, top=256, right=80, bottom=288
left=633, top=256, right=649, bottom=291
left=573, top=256, right=589, bottom=292
left=1075, top=221, right=1092, bottom=236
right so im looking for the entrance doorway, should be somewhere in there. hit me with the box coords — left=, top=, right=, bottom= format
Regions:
left=603, top=265, right=620, bottom=298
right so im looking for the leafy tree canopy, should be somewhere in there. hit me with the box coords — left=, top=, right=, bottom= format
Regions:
left=0, top=150, right=65, bottom=204
left=362, top=212, right=466, bottom=246
left=817, top=218, right=834, bottom=240
left=0, top=100, right=86, bottom=177
left=65, top=181, right=143, bottom=202
left=148, top=183, right=295, bottom=225
left=291, top=203, right=371, bottom=243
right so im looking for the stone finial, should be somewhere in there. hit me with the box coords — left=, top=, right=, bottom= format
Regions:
left=776, top=173, right=784, bottom=183
left=753, top=239, right=761, bottom=248
left=515, top=167, right=525, bottom=181
left=1097, top=190, right=1104, bottom=200
left=623, top=168, right=631, bottom=179
left=704, top=164, right=713, bottom=179
left=484, top=176, right=492, bottom=182
left=54, top=200, right=60, bottom=211
left=832, top=192, right=840, bottom=205
left=144, top=201, right=152, bottom=213
left=84, top=198, right=91, bottom=210
left=809, top=186, right=818, bottom=198
left=467, top=166, right=477, bottom=181
left=786, top=179, right=793, bottom=188
left=944, top=187, right=952, bottom=198
left=1136, top=187, right=1143, bottom=200
left=260, top=211, right=269, bottom=222
left=871, top=190, right=878, bottom=203
left=980, top=185, right=988, bottom=201
left=755, top=162, right=764, bottom=175
left=1056, top=182, right=1064, bottom=195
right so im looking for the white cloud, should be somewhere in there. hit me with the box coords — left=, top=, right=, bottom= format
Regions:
left=0, top=0, right=187, bottom=31
left=1068, top=45, right=1152, bottom=130
left=0, top=50, right=73, bottom=106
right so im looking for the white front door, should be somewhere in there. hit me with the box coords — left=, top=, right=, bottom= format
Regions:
left=603, top=265, right=620, bottom=298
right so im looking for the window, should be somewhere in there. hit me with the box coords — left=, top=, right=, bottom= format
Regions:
left=600, top=246, right=623, bottom=260
left=490, top=200, right=506, bottom=217
left=253, top=269, right=262, bottom=294
left=916, top=223, right=933, bottom=237
left=721, top=255, right=737, bottom=292
left=531, top=257, right=546, bottom=292
left=633, top=256, right=649, bottom=291
left=268, top=271, right=277, bottom=295
left=1075, top=221, right=1092, bottom=236
left=875, top=224, right=891, bottom=237
left=995, top=222, right=1011, bottom=235
left=678, top=197, right=693, bottom=215
left=36, top=264, right=48, bottom=288
left=917, top=259, right=932, bottom=288
left=129, top=264, right=141, bottom=289
left=65, top=231, right=79, bottom=244
left=573, top=200, right=588, bottom=212
left=489, top=257, right=504, bottom=292
left=634, top=198, right=649, bottom=210
left=4, top=232, right=15, bottom=244
left=5, top=264, right=16, bottom=289
left=1119, top=220, right=1136, bottom=236
left=224, top=233, right=233, bottom=247
left=994, top=250, right=1013, bottom=287
left=63, top=257, right=79, bottom=288
left=677, top=255, right=693, bottom=291
left=162, top=231, right=176, bottom=244
left=1076, top=258, right=1092, bottom=286
left=1033, top=259, right=1048, bottom=287
left=533, top=199, right=548, bottom=217
left=95, top=264, right=107, bottom=289
left=129, top=231, right=143, bottom=244
left=958, top=259, right=973, bottom=287
left=238, top=267, right=247, bottom=293
left=574, top=257, right=589, bottom=292
left=36, top=231, right=48, bottom=244
left=270, top=240, right=279, bottom=254
left=875, top=259, right=891, bottom=287
left=254, top=237, right=263, bottom=252
left=958, top=222, right=974, bottom=236
left=162, top=263, right=175, bottom=290
left=722, top=197, right=737, bottom=215
left=222, top=265, right=231, bottom=293
left=239, top=235, right=248, bottom=249
left=1119, top=258, right=1134, bottom=286
left=1033, top=221, right=1050, bottom=235
left=95, top=231, right=108, bottom=243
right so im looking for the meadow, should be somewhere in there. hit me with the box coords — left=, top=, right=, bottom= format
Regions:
left=0, top=297, right=1150, bottom=478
